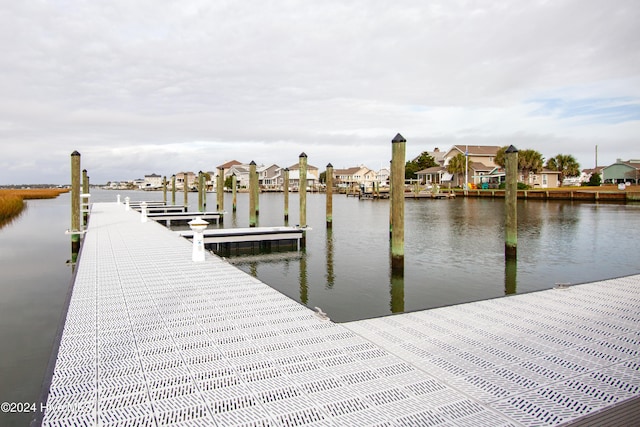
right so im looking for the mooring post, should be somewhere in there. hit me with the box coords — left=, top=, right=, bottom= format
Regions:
left=117, top=194, right=121, bottom=204
left=389, top=159, right=393, bottom=238
left=391, top=134, right=406, bottom=271
left=217, top=167, right=224, bottom=214
left=188, top=218, right=209, bottom=262
left=283, top=168, right=290, bottom=223
left=183, top=173, right=188, bottom=208
left=171, top=174, right=176, bottom=205
left=505, top=258, right=517, bottom=295
left=140, top=201, right=148, bottom=223
left=125, top=196, right=130, bottom=211
left=231, top=174, right=237, bottom=213
left=505, top=145, right=518, bottom=260
left=299, top=153, right=308, bottom=248
left=162, top=176, right=167, bottom=204
left=70, top=151, right=81, bottom=255
left=326, top=163, right=333, bottom=228
left=249, top=161, right=257, bottom=227
left=197, top=171, right=203, bottom=212
left=82, top=168, right=89, bottom=227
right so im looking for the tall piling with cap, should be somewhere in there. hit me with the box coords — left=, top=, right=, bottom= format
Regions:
left=70, top=151, right=81, bottom=256
left=197, top=171, right=203, bottom=212
left=390, top=134, right=406, bottom=271
left=162, top=176, right=167, bottom=204
left=284, top=168, right=290, bottom=223
left=249, top=161, right=257, bottom=227
left=505, top=145, right=518, bottom=260
left=171, top=175, right=176, bottom=205
left=183, top=173, right=188, bottom=208
left=82, top=168, right=89, bottom=227
left=326, top=163, right=333, bottom=228
left=299, top=153, right=308, bottom=248
left=231, top=174, right=237, bottom=212
left=217, top=167, right=224, bottom=221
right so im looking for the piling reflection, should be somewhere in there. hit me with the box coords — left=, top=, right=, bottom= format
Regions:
left=390, top=262, right=405, bottom=313
left=505, top=258, right=517, bottom=295
left=299, top=251, right=308, bottom=304
left=325, top=228, right=335, bottom=289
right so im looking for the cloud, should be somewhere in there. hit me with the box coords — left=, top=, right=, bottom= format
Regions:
left=0, top=0, right=638, bottom=183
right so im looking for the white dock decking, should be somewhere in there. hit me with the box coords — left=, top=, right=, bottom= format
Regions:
left=41, top=202, right=640, bottom=426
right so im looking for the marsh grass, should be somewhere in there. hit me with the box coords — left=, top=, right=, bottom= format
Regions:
left=0, top=188, right=69, bottom=228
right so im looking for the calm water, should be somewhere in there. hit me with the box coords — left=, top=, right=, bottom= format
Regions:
left=1, top=188, right=639, bottom=425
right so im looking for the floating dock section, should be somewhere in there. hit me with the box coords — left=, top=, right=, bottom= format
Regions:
left=178, top=226, right=306, bottom=254
left=39, top=202, right=640, bottom=426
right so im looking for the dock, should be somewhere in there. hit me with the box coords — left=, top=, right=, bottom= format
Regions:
left=178, top=226, right=307, bottom=253
left=146, top=211, right=222, bottom=225
left=39, top=202, right=640, bottom=426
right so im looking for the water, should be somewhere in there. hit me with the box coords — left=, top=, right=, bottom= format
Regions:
left=1, top=189, right=639, bottom=425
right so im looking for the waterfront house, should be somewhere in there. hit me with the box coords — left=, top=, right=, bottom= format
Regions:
left=175, top=172, right=197, bottom=190
left=333, top=166, right=376, bottom=189
left=143, top=173, right=163, bottom=189
left=602, top=159, right=640, bottom=184
left=283, top=162, right=320, bottom=190
left=580, top=167, right=605, bottom=185
left=258, top=164, right=281, bottom=189
left=442, top=145, right=502, bottom=188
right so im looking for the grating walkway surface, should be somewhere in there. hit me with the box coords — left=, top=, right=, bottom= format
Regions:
left=42, top=202, right=640, bottom=426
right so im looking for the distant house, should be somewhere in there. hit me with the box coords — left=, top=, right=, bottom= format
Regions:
left=376, top=168, right=390, bottom=186
left=416, top=166, right=447, bottom=185
left=143, top=173, right=162, bottom=189
left=333, top=166, right=376, bottom=189
left=215, top=160, right=243, bottom=189
left=175, top=172, right=197, bottom=190
left=602, top=159, right=640, bottom=184
left=283, top=162, right=320, bottom=189
left=259, top=164, right=281, bottom=189
left=479, top=167, right=560, bottom=188
left=442, top=145, right=502, bottom=187
left=580, top=167, right=605, bottom=185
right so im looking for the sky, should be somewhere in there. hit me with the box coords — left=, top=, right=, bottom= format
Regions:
left=1, top=0, right=639, bottom=185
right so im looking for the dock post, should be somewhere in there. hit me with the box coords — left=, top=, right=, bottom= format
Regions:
left=171, top=175, right=176, bottom=205
left=390, top=134, right=406, bottom=271
left=284, top=168, right=290, bottom=223
left=198, top=171, right=203, bottom=212
left=505, top=145, right=518, bottom=260
left=389, top=160, right=393, bottom=238
left=125, top=196, right=130, bottom=211
left=183, top=173, right=188, bottom=208
left=299, top=153, right=308, bottom=248
left=505, top=258, right=517, bottom=295
left=231, top=174, right=237, bottom=213
left=249, top=161, right=257, bottom=227
left=70, top=151, right=81, bottom=255
left=82, top=168, right=89, bottom=227
left=217, top=167, right=224, bottom=224
left=163, top=176, right=167, bottom=204
left=188, top=218, right=209, bottom=262
left=140, top=201, right=148, bottom=223
left=117, top=194, right=121, bottom=204
left=326, top=163, right=333, bottom=228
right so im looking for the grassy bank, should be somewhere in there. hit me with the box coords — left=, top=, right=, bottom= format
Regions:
left=0, top=188, right=69, bottom=228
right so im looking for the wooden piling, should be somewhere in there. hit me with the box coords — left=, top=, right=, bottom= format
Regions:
left=231, top=174, right=237, bottom=212
left=217, top=167, right=224, bottom=212
left=283, top=168, right=289, bottom=223
left=162, top=176, right=167, bottom=204
left=505, top=258, right=517, bottom=295
left=505, top=145, right=518, bottom=260
left=249, top=161, right=257, bottom=227
left=390, top=134, right=406, bottom=271
left=171, top=175, right=176, bottom=205
left=326, top=163, right=333, bottom=228
left=198, top=171, right=203, bottom=212
left=71, top=151, right=81, bottom=254
left=299, top=153, right=308, bottom=248
left=82, top=168, right=88, bottom=227
left=183, top=172, right=188, bottom=208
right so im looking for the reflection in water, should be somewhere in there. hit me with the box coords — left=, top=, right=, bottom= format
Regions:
left=249, top=262, right=258, bottom=278
left=390, top=265, right=405, bottom=313
left=325, top=229, right=335, bottom=289
left=505, top=258, right=517, bottom=295
left=299, top=251, right=308, bottom=304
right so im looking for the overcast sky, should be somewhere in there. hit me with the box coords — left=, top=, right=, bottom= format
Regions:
left=1, top=0, right=638, bottom=184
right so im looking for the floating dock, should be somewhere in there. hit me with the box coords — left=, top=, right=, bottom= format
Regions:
left=178, top=226, right=306, bottom=254
left=146, top=211, right=222, bottom=225
left=39, top=202, right=640, bottom=426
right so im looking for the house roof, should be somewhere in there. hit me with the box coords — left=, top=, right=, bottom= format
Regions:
left=451, top=145, right=502, bottom=156
left=334, top=167, right=362, bottom=175
left=288, top=163, right=319, bottom=170
left=216, top=160, right=242, bottom=169
left=416, top=166, right=445, bottom=174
